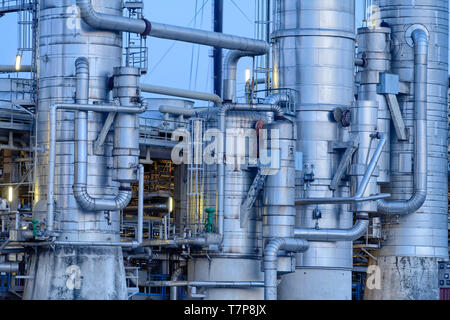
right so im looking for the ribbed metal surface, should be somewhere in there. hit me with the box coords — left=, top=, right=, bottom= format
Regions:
left=34, top=0, right=123, bottom=241
left=356, top=27, right=392, bottom=183
left=273, top=0, right=355, bottom=300
left=375, top=0, right=449, bottom=259
left=25, top=0, right=127, bottom=300
left=189, top=111, right=266, bottom=300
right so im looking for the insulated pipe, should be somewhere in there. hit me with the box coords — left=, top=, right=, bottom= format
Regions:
left=44, top=164, right=144, bottom=248
left=170, top=267, right=183, bottom=300
left=0, top=262, right=19, bottom=273
left=141, top=83, right=222, bottom=106
left=223, top=50, right=258, bottom=102
left=73, top=59, right=132, bottom=212
left=217, top=104, right=284, bottom=237
left=146, top=281, right=265, bottom=288
left=294, top=213, right=370, bottom=242
left=141, top=234, right=222, bottom=248
left=263, top=92, right=295, bottom=106
left=76, top=0, right=268, bottom=54
left=377, top=29, right=429, bottom=215
left=76, top=0, right=151, bottom=36
left=264, top=238, right=309, bottom=300
left=48, top=102, right=146, bottom=233
left=159, top=106, right=197, bottom=117
left=0, top=65, right=32, bottom=73
left=148, top=23, right=269, bottom=54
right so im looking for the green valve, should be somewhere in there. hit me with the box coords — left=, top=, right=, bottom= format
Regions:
left=204, top=208, right=215, bottom=234
left=32, top=219, right=39, bottom=238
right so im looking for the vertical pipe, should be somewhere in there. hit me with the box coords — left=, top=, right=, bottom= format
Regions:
left=213, top=0, right=224, bottom=98
left=138, top=164, right=144, bottom=245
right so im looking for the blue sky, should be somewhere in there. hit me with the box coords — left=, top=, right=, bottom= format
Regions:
left=0, top=1, right=367, bottom=101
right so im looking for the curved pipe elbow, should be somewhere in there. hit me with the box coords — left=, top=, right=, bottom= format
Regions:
left=77, top=0, right=151, bottom=36
left=377, top=191, right=426, bottom=215
left=264, top=238, right=309, bottom=265
left=376, top=27, right=428, bottom=216
left=223, top=50, right=259, bottom=102
left=263, top=92, right=295, bottom=107
left=73, top=184, right=132, bottom=211
left=294, top=219, right=369, bottom=242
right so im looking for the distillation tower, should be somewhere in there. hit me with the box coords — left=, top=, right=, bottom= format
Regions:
left=0, top=0, right=447, bottom=300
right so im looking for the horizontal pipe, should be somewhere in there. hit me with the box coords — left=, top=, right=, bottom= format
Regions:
left=264, top=238, right=309, bottom=300
left=141, top=234, right=222, bottom=248
left=76, top=0, right=268, bottom=54
left=159, top=105, right=197, bottom=117
left=0, top=262, right=19, bottom=273
left=294, top=214, right=370, bottom=242
left=377, top=28, right=429, bottom=215
left=145, top=280, right=265, bottom=288
left=0, top=65, right=32, bottom=73
left=141, top=83, right=222, bottom=106
left=149, top=22, right=269, bottom=54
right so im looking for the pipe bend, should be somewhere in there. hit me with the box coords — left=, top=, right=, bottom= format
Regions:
left=377, top=28, right=428, bottom=216
left=294, top=218, right=370, bottom=242
left=73, top=184, right=132, bottom=211
left=264, top=238, right=309, bottom=264
left=263, top=92, right=295, bottom=107
left=223, top=50, right=259, bottom=102
left=77, top=0, right=149, bottom=35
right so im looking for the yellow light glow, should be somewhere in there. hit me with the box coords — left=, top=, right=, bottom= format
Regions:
left=245, top=68, right=251, bottom=83
left=15, top=54, right=22, bottom=71
left=7, top=186, right=13, bottom=203
left=168, top=197, right=173, bottom=213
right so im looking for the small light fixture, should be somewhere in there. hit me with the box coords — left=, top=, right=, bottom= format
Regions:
left=7, top=186, right=13, bottom=203
left=245, top=68, right=252, bottom=84
left=15, top=53, right=22, bottom=71
left=168, top=197, right=173, bottom=213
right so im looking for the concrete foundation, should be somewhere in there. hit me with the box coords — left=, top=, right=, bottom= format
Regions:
left=23, top=246, right=127, bottom=300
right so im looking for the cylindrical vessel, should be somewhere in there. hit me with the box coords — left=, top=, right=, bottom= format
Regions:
left=262, top=120, right=296, bottom=242
left=356, top=27, right=392, bottom=184
left=24, top=0, right=127, bottom=300
left=273, top=0, right=356, bottom=300
left=349, top=100, right=379, bottom=214
left=112, top=67, right=141, bottom=183
left=364, top=0, right=449, bottom=300
left=188, top=111, right=265, bottom=300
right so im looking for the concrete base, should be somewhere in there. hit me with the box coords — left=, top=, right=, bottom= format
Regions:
left=188, top=257, right=264, bottom=300
left=278, top=268, right=352, bottom=300
left=23, top=246, right=127, bottom=300
left=364, top=256, right=440, bottom=300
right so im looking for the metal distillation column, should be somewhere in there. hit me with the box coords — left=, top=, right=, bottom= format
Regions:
left=272, top=0, right=356, bottom=300
left=24, top=0, right=129, bottom=300
left=364, top=0, right=449, bottom=300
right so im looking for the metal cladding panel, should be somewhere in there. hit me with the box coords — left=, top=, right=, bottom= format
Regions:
left=374, top=0, right=449, bottom=258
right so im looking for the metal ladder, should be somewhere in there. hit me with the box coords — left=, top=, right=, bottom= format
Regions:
left=123, top=1, right=148, bottom=74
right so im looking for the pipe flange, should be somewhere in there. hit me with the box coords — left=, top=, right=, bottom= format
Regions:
left=405, top=24, right=429, bottom=47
